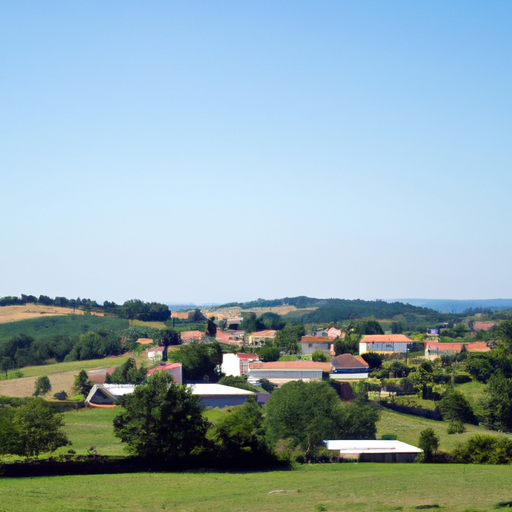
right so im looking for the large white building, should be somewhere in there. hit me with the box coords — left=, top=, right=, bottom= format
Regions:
left=359, top=334, right=413, bottom=354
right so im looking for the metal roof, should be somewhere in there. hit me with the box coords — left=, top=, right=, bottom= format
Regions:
left=324, top=440, right=422, bottom=454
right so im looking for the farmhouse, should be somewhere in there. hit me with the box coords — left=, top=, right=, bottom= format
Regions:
left=247, top=330, right=276, bottom=347
left=300, top=336, right=334, bottom=356
left=324, top=439, right=422, bottom=462
left=359, top=334, right=413, bottom=354
left=248, top=360, right=330, bottom=385
left=425, top=340, right=491, bottom=361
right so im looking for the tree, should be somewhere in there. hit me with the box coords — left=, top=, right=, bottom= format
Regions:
left=73, top=370, right=93, bottom=397
left=265, top=380, right=378, bottom=460
left=33, top=375, right=52, bottom=397
left=311, top=349, right=327, bottom=362
left=438, top=389, right=476, bottom=424
left=258, top=346, right=281, bottom=362
left=9, top=397, right=70, bottom=457
left=109, top=357, right=147, bottom=385
left=161, top=328, right=181, bottom=362
left=273, top=323, right=305, bottom=354
left=418, top=428, right=439, bottom=462
left=209, top=397, right=276, bottom=464
left=354, top=317, right=384, bottom=335
left=171, top=341, right=220, bottom=382
left=206, top=317, right=217, bottom=337
left=481, top=374, right=512, bottom=431
left=113, top=372, right=209, bottom=461
left=1, top=357, right=11, bottom=378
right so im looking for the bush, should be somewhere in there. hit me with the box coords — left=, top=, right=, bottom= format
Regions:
left=452, top=434, right=512, bottom=464
left=53, top=391, right=68, bottom=401
left=71, top=395, right=85, bottom=402
left=447, top=420, right=466, bottom=434
left=311, top=349, right=327, bottom=362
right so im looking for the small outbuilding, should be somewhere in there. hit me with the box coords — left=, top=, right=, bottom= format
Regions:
left=324, top=439, right=422, bottom=462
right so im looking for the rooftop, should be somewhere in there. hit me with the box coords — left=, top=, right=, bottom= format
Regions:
left=360, top=334, right=413, bottom=343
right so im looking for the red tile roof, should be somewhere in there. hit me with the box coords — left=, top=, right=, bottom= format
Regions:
left=249, top=361, right=331, bottom=371
left=251, top=330, right=277, bottom=338
left=146, top=363, right=182, bottom=377
left=361, top=334, right=413, bottom=343
left=237, top=353, right=259, bottom=360
left=425, top=342, right=463, bottom=351
left=180, top=330, right=204, bottom=341
left=300, top=336, right=331, bottom=343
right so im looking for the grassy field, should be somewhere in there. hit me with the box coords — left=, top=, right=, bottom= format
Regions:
left=1, top=464, right=512, bottom=511
left=377, top=408, right=508, bottom=451
left=58, top=407, right=124, bottom=457
left=0, top=314, right=129, bottom=343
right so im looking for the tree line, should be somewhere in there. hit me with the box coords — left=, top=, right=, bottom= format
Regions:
left=0, top=295, right=171, bottom=322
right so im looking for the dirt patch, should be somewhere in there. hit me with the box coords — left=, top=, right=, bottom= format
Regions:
left=0, top=371, right=79, bottom=398
left=0, top=305, right=95, bottom=325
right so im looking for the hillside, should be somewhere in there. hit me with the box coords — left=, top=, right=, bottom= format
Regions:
left=0, top=314, right=129, bottom=344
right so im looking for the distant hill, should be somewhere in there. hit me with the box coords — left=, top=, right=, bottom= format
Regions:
left=392, top=298, right=512, bottom=314
left=220, top=296, right=449, bottom=325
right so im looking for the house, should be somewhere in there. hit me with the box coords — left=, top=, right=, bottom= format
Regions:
left=425, top=340, right=491, bottom=361
left=247, top=330, right=276, bottom=347
left=221, top=353, right=260, bottom=377
left=248, top=360, right=330, bottom=385
left=180, top=330, right=205, bottom=343
left=216, top=329, right=244, bottom=346
left=359, top=334, right=414, bottom=354
left=424, top=341, right=463, bottom=361
left=330, top=353, right=369, bottom=380
left=327, top=327, right=344, bottom=339
left=300, top=336, right=334, bottom=356
left=324, top=440, right=422, bottom=463
left=146, top=362, right=183, bottom=384
left=146, top=346, right=165, bottom=361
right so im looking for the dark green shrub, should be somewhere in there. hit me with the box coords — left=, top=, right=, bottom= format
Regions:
left=447, top=420, right=466, bottom=434
left=53, top=391, right=68, bottom=401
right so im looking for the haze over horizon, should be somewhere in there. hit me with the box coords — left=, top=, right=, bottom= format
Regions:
left=2, top=2, right=511, bottom=305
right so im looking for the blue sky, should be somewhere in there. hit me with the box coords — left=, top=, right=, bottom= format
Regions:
left=1, top=1, right=511, bottom=305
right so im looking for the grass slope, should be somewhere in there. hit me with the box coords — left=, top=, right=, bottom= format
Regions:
left=1, top=464, right=512, bottom=511
left=377, top=408, right=508, bottom=451
left=0, top=314, right=129, bottom=343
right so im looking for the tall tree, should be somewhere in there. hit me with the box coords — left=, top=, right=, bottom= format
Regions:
left=113, top=372, right=209, bottom=461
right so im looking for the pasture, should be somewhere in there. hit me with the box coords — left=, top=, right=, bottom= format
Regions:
left=0, top=464, right=511, bottom=512
left=0, top=314, right=129, bottom=343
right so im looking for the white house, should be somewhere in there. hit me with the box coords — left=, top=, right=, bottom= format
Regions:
left=359, top=334, right=413, bottom=354
left=221, top=353, right=260, bottom=377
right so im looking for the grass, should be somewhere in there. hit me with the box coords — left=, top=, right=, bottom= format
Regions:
left=57, top=407, right=124, bottom=457
left=1, top=355, right=132, bottom=380
left=0, top=314, right=129, bottom=343
left=456, top=380, right=486, bottom=407
left=129, top=319, right=167, bottom=330
left=377, top=408, right=507, bottom=451
left=0, top=464, right=511, bottom=511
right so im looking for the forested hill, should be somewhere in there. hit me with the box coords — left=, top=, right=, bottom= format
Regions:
left=221, top=297, right=450, bottom=324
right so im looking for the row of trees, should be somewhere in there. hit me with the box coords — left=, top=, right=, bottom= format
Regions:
left=0, top=331, right=127, bottom=372
left=113, top=373, right=380, bottom=464
left=0, top=294, right=171, bottom=322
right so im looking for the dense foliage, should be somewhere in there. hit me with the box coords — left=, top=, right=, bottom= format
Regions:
left=265, top=380, right=379, bottom=460
left=0, top=397, right=70, bottom=457
left=113, top=372, right=209, bottom=461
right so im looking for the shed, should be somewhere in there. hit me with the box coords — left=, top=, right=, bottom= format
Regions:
left=324, top=440, right=422, bottom=462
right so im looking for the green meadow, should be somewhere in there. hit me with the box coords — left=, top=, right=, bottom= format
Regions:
left=0, top=464, right=511, bottom=512
left=0, top=315, right=129, bottom=343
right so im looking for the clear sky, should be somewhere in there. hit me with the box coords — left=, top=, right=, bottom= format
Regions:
left=1, top=1, right=511, bottom=305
